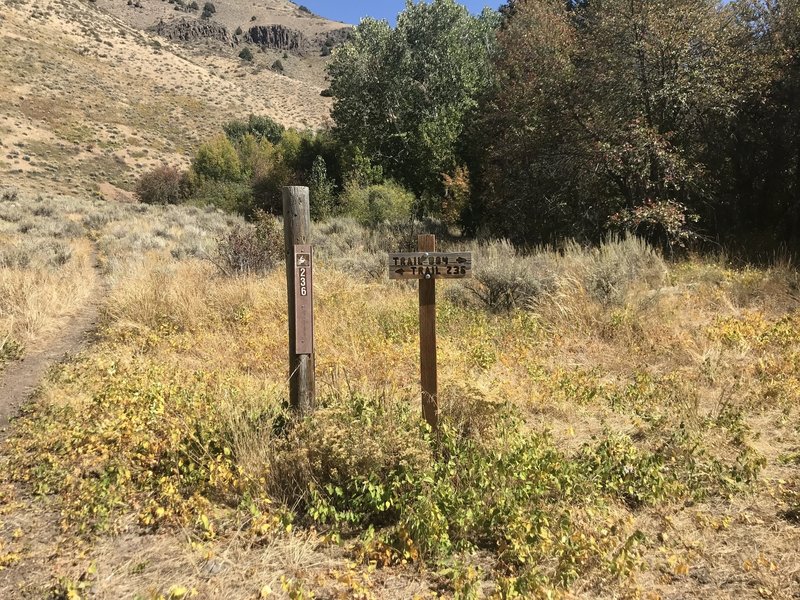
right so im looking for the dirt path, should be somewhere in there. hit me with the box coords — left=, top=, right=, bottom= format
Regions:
left=0, top=255, right=105, bottom=439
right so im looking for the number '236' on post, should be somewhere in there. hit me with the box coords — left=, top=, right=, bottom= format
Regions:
left=293, top=245, right=314, bottom=354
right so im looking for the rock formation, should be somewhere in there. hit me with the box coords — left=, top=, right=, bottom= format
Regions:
left=246, top=24, right=305, bottom=52
left=151, top=17, right=232, bottom=45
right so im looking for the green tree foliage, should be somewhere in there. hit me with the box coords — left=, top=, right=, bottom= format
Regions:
left=192, top=135, right=242, bottom=182
left=251, top=130, right=303, bottom=215
left=186, top=177, right=254, bottom=214
left=191, top=118, right=343, bottom=218
left=475, top=0, right=766, bottom=247
left=726, top=0, right=800, bottom=249
left=341, top=146, right=384, bottom=188
left=327, top=0, right=499, bottom=205
left=223, top=115, right=285, bottom=145
left=234, top=134, right=278, bottom=183
left=308, top=155, right=335, bottom=220
left=340, top=181, right=415, bottom=226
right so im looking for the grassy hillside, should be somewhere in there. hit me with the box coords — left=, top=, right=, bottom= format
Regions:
left=0, top=0, right=334, bottom=199
left=0, top=190, right=798, bottom=598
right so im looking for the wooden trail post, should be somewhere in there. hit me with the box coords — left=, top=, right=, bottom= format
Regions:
left=283, top=186, right=315, bottom=413
left=418, top=234, right=438, bottom=430
left=388, top=236, right=473, bottom=431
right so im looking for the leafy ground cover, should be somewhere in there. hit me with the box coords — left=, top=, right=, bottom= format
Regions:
left=0, top=193, right=798, bottom=599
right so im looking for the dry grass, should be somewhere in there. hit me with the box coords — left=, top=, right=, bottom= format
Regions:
left=0, top=199, right=798, bottom=598
left=0, top=194, right=97, bottom=362
left=0, top=190, right=235, bottom=367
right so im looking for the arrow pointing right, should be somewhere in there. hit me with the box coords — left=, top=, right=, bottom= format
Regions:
left=456, top=257, right=467, bottom=264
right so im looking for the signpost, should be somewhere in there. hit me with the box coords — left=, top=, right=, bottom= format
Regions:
left=388, top=236, right=473, bottom=431
left=280, top=189, right=470, bottom=427
left=283, top=187, right=315, bottom=413
left=388, top=252, right=472, bottom=280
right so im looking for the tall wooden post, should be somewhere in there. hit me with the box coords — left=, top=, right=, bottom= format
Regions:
left=283, top=186, right=315, bottom=413
left=418, top=234, right=438, bottom=430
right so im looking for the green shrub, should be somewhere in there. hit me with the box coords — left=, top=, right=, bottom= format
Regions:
left=236, top=133, right=275, bottom=180
left=223, top=115, right=285, bottom=145
left=272, top=392, right=654, bottom=585
left=340, top=181, right=415, bottom=227
left=223, top=120, right=250, bottom=143
left=275, top=129, right=302, bottom=168
left=446, top=240, right=551, bottom=312
left=251, top=160, right=293, bottom=216
left=134, top=165, right=188, bottom=205
left=577, top=434, right=671, bottom=508
left=249, top=115, right=285, bottom=144
left=564, top=235, right=667, bottom=306
left=234, top=25, right=243, bottom=35
left=187, top=177, right=254, bottom=214
left=213, top=211, right=282, bottom=276
left=269, top=390, right=431, bottom=528
left=192, top=135, right=242, bottom=182
left=271, top=59, right=284, bottom=73
left=1, top=189, right=19, bottom=202
left=201, top=1, right=215, bottom=18
left=238, top=47, right=254, bottom=62
left=248, top=130, right=305, bottom=215
left=0, top=336, right=23, bottom=365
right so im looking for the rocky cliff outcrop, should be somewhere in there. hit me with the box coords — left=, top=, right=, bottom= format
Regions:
left=151, top=18, right=232, bottom=45
left=316, top=26, right=352, bottom=47
left=246, top=24, right=305, bottom=52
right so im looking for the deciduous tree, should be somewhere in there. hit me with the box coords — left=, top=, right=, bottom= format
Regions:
left=476, top=0, right=765, bottom=247
left=328, top=0, right=498, bottom=208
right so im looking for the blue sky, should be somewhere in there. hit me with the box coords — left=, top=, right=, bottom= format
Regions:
left=297, top=1, right=504, bottom=25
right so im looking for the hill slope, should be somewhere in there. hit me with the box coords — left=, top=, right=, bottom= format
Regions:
left=0, top=0, right=344, bottom=198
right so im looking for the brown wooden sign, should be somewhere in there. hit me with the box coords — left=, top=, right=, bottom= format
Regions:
left=293, top=244, right=314, bottom=355
left=387, top=240, right=475, bottom=433
left=388, top=252, right=472, bottom=280
left=283, top=187, right=314, bottom=413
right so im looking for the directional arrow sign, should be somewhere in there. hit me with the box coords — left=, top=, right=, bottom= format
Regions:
left=388, top=252, right=473, bottom=280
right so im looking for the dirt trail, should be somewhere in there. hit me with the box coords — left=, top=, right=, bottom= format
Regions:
left=0, top=255, right=105, bottom=439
